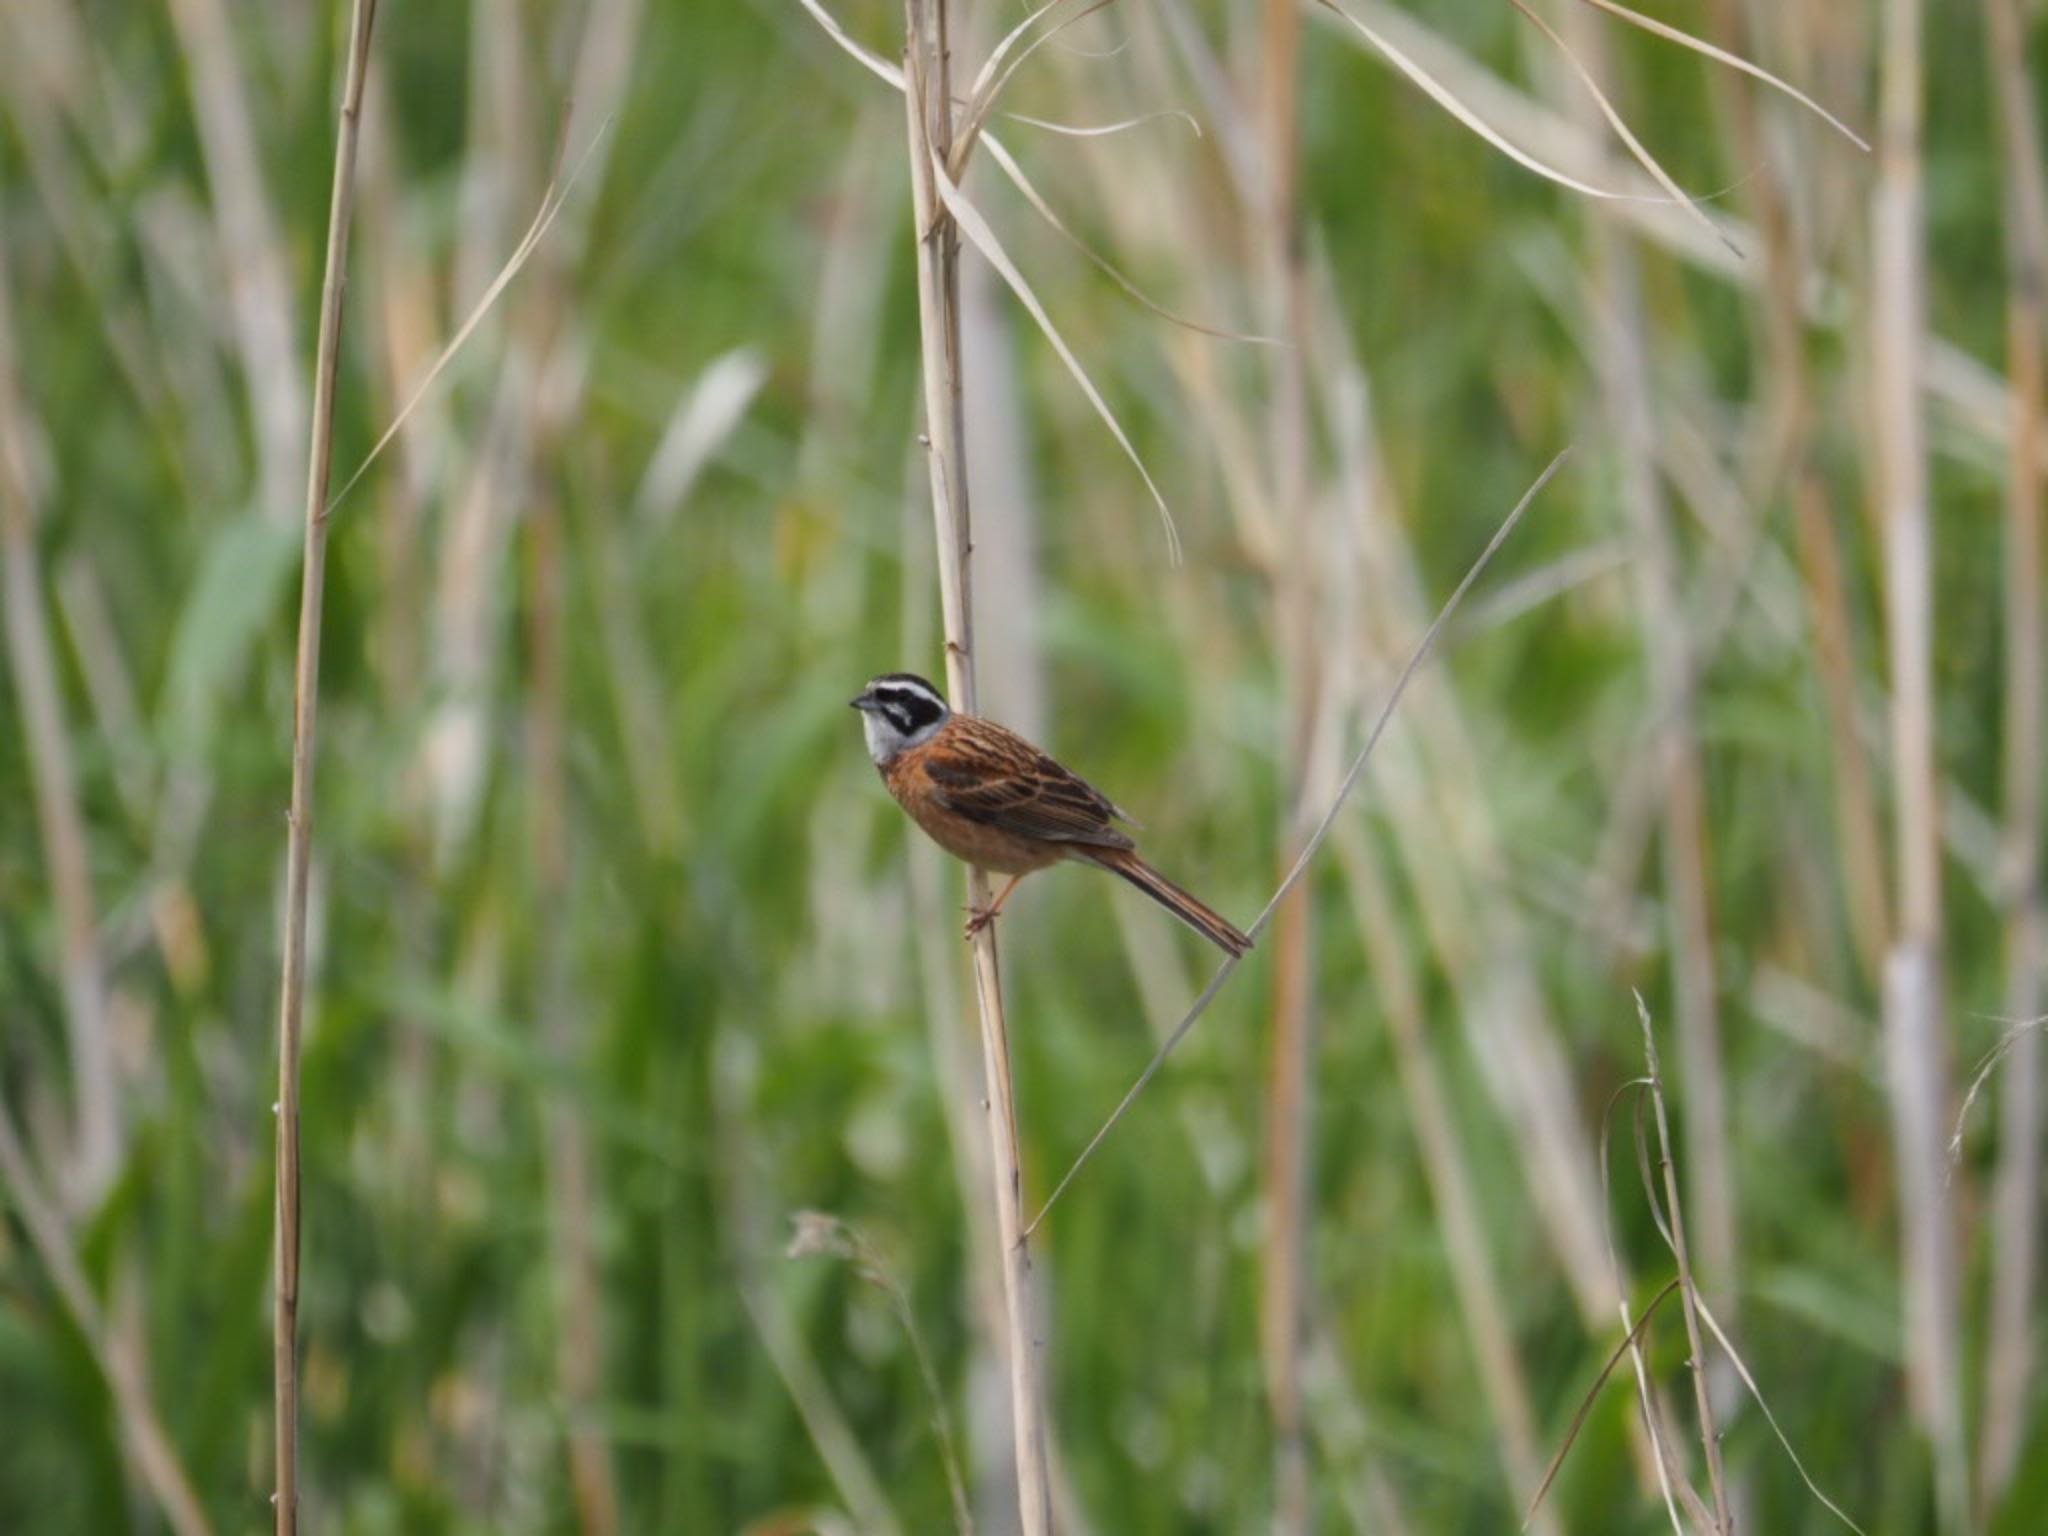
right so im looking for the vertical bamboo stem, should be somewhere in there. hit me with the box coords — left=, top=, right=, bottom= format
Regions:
left=903, top=4, right=1052, bottom=1530
left=1870, top=0, right=1966, bottom=1525
left=273, top=3, right=378, bottom=1530
left=1980, top=0, right=2046, bottom=1503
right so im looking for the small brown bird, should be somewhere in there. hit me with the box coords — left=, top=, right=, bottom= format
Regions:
left=852, top=672, right=1252, bottom=957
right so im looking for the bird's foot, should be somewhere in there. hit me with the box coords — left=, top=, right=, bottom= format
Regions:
left=962, top=904, right=999, bottom=941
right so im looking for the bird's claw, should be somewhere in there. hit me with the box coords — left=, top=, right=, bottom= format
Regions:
left=963, top=904, right=998, bottom=941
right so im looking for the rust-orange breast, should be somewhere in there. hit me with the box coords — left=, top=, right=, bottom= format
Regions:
left=883, top=747, right=1062, bottom=874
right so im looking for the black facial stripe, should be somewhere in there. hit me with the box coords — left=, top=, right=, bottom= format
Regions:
left=875, top=687, right=944, bottom=735
left=859, top=671, right=946, bottom=740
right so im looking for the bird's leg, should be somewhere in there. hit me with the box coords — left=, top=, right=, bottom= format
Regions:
left=964, top=874, right=1025, bottom=939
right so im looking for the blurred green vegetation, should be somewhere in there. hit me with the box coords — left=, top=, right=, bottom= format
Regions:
left=2, top=0, right=2044, bottom=1532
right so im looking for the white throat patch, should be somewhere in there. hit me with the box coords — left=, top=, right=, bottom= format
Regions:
left=858, top=676, right=950, bottom=764
left=863, top=706, right=942, bottom=764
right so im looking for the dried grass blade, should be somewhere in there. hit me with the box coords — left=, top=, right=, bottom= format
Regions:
left=0, top=1105, right=213, bottom=1536
left=926, top=147, right=1183, bottom=561
left=1002, top=108, right=1201, bottom=139
left=794, top=0, right=905, bottom=88
left=980, top=132, right=1275, bottom=343
left=1947, top=1014, right=2048, bottom=1168
left=1250, top=448, right=1571, bottom=936
left=1509, top=0, right=1737, bottom=259
left=962, top=0, right=1076, bottom=120
left=1570, top=0, right=1869, bottom=152
left=1693, top=1298, right=1869, bottom=1535
left=1023, top=449, right=1570, bottom=1235
left=1633, top=1077, right=1677, bottom=1251
left=1599, top=1079, right=1690, bottom=1534
left=1524, top=1277, right=1683, bottom=1531
left=1313, top=0, right=1634, bottom=202
left=1633, top=995, right=1731, bottom=1536
left=326, top=115, right=612, bottom=516
left=952, top=0, right=1117, bottom=174
left=788, top=1214, right=977, bottom=1536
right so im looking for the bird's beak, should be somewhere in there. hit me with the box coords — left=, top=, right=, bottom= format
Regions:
left=850, top=692, right=876, bottom=711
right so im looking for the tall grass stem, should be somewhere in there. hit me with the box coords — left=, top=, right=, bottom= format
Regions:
left=1979, top=0, right=2046, bottom=1502
left=272, top=4, right=378, bottom=1530
left=903, top=2, right=1053, bottom=1528
left=1871, top=0, right=1966, bottom=1523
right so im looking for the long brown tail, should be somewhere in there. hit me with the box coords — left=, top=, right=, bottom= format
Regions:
left=1084, top=847, right=1253, bottom=958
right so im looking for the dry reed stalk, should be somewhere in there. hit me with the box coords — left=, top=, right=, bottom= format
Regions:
left=531, top=399, right=620, bottom=1536
left=1322, top=445, right=1676, bottom=1495
left=163, top=0, right=304, bottom=518
left=1980, top=0, right=2047, bottom=1502
left=1298, top=1334, right=1414, bottom=1535
left=1257, top=0, right=1315, bottom=1524
left=272, top=4, right=378, bottom=1530
left=787, top=1214, right=979, bottom=1535
left=890, top=432, right=1023, bottom=1529
left=416, top=12, right=535, bottom=863
left=1795, top=470, right=1892, bottom=978
left=903, top=2, right=1053, bottom=1529
left=1326, top=0, right=2043, bottom=474
left=0, top=5, right=183, bottom=485
left=1339, top=833, right=1558, bottom=1534
left=1063, top=46, right=1631, bottom=1494
left=1345, top=556, right=1614, bottom=1312
left=0, top=240, right=201, bottom=1536
left=871, top=155, right=1022, bottom=1530
left=1300, top=275, right=1625, bottom=1344
left=911, top=834, right=1023, bottom=1529
left=1067, top=3, right=1613, bottom=1340
left=1869, top=0, right=1966, bottom=1525
left=1698, top=0, right=1890, bottom=983
left=517, top=16, right=640, bottom=1521
left=1261, top=761, right=1316, bottom=1535
left=1550, top=1, right=1737, bottom=1317
left=0, top=237, right=120, bottom=1206
left=735, top=1282, right=910, bottom=1536
left=717, top=1129, right=908, bottom=1536
left=1307, top=0, right=2020, bottom=462
left=1523, top=1279, right=1686, bottom=1534
left=1595, top=1090, right=1690, bottom=1535
left=1635, top=1001, right=1730, bottom=1536
left=0, top=1103, right=212, bottom=1536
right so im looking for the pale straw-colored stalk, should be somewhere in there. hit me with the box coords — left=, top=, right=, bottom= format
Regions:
left=0, top=1104, right=211, bottom=1536
left=1551, top=0, right=1737, bottom=1318
left=1870, top=0, right=1966, bottom=1526
left=271, top=3, right=378, bottom=1529
left=1258, top=0, right=1316, bottom=1525
left=1979, top=0, right=2047, bottom=1503
left=0, top=216, right=119, bottom=1207
left=903, top=1, right=1053, bottom=1528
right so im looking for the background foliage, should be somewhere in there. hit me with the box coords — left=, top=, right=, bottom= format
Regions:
left=1, top=0, right=2043, bottom=1532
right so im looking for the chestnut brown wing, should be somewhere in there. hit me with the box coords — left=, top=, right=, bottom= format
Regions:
left=923, top=715, right=1136, bottom=851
